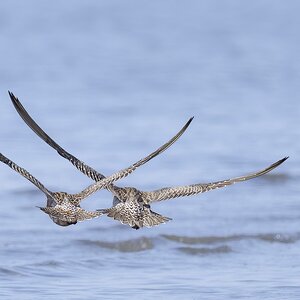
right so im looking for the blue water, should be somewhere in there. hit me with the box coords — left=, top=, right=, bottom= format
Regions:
left=0, top=0, right=299, bottom=299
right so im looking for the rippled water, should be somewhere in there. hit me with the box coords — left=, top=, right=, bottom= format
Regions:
left=0, top=1, right=300, bottom=299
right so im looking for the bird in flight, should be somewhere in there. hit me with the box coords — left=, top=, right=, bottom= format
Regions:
left=9, top=92, right=288, bottom=229
left=0, top=152, right=102, bottom=226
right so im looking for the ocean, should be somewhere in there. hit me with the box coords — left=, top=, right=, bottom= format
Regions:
left=0, top=1, right=299, bottom=299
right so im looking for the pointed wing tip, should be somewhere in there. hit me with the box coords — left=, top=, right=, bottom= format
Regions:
left=280, top=156, right=289, bottom=164
left=270, top=156, right=289, bottom=170
left=8, top=90, right=19, bottom=103
left=8, top=90, right=14, bottom=98
left=180, top=116, right=194, bottom=133
left=186, top=116, right=194, bottom=126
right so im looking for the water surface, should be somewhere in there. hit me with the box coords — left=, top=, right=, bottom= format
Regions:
left=0, top=1, right=299, bottom=299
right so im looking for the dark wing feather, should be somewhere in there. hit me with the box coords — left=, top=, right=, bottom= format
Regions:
left=8, top=91, right=106, bottom=182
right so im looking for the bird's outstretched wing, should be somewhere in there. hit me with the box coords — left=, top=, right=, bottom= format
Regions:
left=9, top=91, right=106, bottom=182
left=143, top=157, right=288, bottom=202
left=0, top=153, right=55, bottom=200
left=73, top=117, right=194, bottom=201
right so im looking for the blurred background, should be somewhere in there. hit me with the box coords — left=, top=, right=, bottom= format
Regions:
left=0, top=1, right=299, bottom=299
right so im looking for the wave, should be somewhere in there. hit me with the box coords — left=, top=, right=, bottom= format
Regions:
left=0, top=267, right=25, bottom=277
left=178, top=245, right=232, bottom=255
left=77, top=237, right=154, bottom=252
left=74, top=231, right=300, bottom=255
left=161, top=232, right=300, bottom=245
